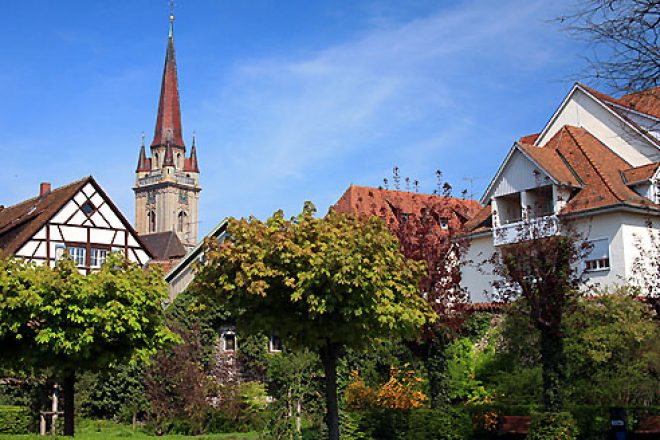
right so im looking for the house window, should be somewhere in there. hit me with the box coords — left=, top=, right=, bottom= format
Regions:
left=400, top=213, right=410, bottom=224
left=585, top=238, right=610, bottom=271
left=223, top=333, right=236, bottom=352
left=91, top=249, right=108, bottom=268
left=439, top=217, right=449, bottom=229
left=81, top=201, right=96, bottom=216
left=67, top=247, right=86, bottom=267
left=269, top=335, right=283, bottom=353
left=148, top=211, right=156, bottom=233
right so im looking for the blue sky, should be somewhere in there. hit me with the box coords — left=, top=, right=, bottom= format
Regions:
left=0, top=0, right=599, bottom=237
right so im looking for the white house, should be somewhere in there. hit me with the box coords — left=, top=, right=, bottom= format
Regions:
left=0, top=176, right=151, bottom=272
left=462, top=84, right=660, bottom=302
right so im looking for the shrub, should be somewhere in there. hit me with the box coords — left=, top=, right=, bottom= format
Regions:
left=528, top=412, right=578, bottom=440
left=344, top=408, right=472, bottom=440
left=0, top=405, right=31, bottom=434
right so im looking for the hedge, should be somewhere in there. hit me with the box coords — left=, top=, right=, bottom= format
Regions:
left=0, top=405, right=31, bottom=434
left=343, top=408, right=472, bottom=440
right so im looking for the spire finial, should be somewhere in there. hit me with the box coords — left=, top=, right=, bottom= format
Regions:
left=141, top=131, right=145, bottom=147
left=169, top=0, right=175, bottom=38
left=192, top=130, right=196, bottom=147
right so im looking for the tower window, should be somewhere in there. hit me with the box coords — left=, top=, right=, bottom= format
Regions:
left=148, top=211, right=156, bottom=233
left=177, top=153, right=182, bottom=169
left=177, top=211, right=187, bottom=233
left=223, top=333, right=236, bottom=352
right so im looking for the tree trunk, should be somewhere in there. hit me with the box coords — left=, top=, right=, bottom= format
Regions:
left=62, top=372, right=75, bottom=436
left=539, top=327, right=564, bottom=412
left=320, top=340, right=340, bottom=440
left=427, top=331, right=450, bottom=409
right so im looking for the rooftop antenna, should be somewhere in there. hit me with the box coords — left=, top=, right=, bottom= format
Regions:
left=462, top=176, right=482, bottom=200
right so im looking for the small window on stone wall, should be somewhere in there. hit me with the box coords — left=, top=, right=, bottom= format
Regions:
left=223, top=333, right=236, bottom=352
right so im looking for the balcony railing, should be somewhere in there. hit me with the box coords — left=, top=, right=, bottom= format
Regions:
left=175, top=174, right=196, bottom=186
left=138, top=173, right=163, bottom=186
left=493, top=215, right=559, bottom=246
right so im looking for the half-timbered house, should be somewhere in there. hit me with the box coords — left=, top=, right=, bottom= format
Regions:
left=0, top=176, right=151, bottom=272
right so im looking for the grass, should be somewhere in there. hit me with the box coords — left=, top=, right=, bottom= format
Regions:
left=0, top=419, right=259, bottom=440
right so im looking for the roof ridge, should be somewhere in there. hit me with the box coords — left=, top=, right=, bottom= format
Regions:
left=0, top=177, right=89, bottom=212
left=565, top=127, right=623, bottom=202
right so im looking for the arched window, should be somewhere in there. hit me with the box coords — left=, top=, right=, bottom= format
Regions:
left=148, top=211, right=156, bottom=233
left=153, top=153, right=159, bottom=169
left=177, top=153, right=182, bottom=169
left=177, top=211, right=187, bottom=233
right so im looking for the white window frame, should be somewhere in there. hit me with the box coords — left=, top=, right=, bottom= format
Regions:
left=585, top=238, right=610, bottom=272
left=269, top=335, right=283, bottom=353
left=67, top=246, right=86, bottom=267
left=222, top=332, right=237, bottom=352
left=439, top=217, right=449, bottom=229
left=91, top=248, right=108, bottom=268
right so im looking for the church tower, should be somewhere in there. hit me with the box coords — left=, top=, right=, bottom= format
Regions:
left=134, top=12, right=200, bottom=250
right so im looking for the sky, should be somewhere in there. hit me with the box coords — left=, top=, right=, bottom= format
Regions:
left=0, top=0, right=601, bottom=238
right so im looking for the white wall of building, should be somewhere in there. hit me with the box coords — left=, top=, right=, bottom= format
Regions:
left=537, top=88, right=659, bottom=166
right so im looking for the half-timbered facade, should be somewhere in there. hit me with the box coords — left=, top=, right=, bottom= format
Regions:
left=0, top=177, right=151, bottom=273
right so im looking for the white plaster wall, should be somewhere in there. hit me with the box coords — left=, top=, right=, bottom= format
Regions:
left=571, top=213, right=627, bottom=290
left=460, top=234, right=498, bottom=303
left=619, top=215, right=660, bottom=286
left=537, top=89, right=659, bottom=166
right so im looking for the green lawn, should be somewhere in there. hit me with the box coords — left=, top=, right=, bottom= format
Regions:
left=0, top=420, right=259, bottom=440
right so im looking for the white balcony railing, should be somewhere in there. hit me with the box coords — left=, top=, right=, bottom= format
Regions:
left=138, top=173, right=163, bottom=186
left=175, top=174, right=196, bottom=186
left=493, top=215, right=559, bottom=246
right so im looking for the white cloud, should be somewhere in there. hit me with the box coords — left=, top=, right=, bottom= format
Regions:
left=194, top=0, right=575, bottom=226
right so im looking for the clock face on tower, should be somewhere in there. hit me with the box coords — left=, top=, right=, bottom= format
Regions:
left=179, top=190, right=189, bottom=204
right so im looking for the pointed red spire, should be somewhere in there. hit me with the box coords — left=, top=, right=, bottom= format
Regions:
left=185, top=134, right=200, bottom=172
left=136, top=134, right=151, bottom=171
left=151, top=18, right=185, bottom=149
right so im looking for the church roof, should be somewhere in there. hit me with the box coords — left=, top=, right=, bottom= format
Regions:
left=151, top=22, right=185, bottom=149
left=140, top=231, right=187, bottom=261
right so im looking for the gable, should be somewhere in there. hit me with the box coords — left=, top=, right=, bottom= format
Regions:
left=536, top=86, right=659, bottom=166
left=483, top=147, right=555, bottom=202
left=9, top=178, right=151, bottom=267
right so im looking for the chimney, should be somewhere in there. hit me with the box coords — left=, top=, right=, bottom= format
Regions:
left=40, top=182, right=51, bottom=197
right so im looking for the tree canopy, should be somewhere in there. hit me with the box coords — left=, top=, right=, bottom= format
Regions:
left=193, top=202, right=436, bottom=439
left=0, top=253, right=175, bottom=435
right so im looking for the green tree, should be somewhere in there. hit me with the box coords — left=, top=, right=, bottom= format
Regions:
left=489, top=234, right=588, bottom=411
left=0, top=254, right=175, bottom=436
left=193, top=202, right=435, bottom=440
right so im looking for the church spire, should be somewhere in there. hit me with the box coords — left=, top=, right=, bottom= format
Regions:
left=136, top=133, right=150, bottom=171
left=151, top=9, right=185, bottom=149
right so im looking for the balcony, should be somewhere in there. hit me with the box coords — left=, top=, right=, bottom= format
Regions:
left=138, top=173, right=163, bottom=186
left=175, top=173, right=196, bottom=186
left=493, top=214, right=559, bottom=246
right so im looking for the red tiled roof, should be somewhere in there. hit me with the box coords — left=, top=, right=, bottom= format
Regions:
left=622, top=162, right=660, bottom=185
left=140, top=231, right=186, bottom=260
left=464, top=204, right=493, bottom=233
left=519, top=133, right=540, bottom=144
left=0, top=178, right=89, bottom=255
left=619, top=87, right=660, bottom=119
left=332, top=185, right=481, bottom=231
left=467, top=125, right=660, bottom=233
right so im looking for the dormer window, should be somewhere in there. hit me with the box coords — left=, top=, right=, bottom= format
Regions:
left=439, top=217, right=449, bottom=229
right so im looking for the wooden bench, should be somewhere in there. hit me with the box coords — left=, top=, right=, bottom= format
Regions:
left=634, top=416, right=660, bottom=438
left=498, top=416, right=531, bottom=437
